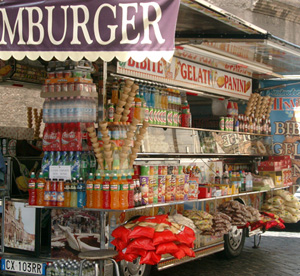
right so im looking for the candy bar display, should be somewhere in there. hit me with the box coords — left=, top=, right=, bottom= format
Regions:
left=112, top=214, right=195, bottom=265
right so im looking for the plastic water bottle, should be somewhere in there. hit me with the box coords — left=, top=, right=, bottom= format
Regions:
left=77, top=177, right=85, bottom=207
left=67, top=97, right=75, bottom=123
left=71, top=152, right=81, bottom=179
left=61, top=97, right=68, bottom=123
left=42, top=151, right=50, bottom=178
left=43, top=99, right=50, bottom=123
left=80, top=151, right=89, bottom=180
left=48, top=100, right=55, bottom=123
left=246, top=172, right=253, bottom=191
left=89, top=152, right=97, bottom=175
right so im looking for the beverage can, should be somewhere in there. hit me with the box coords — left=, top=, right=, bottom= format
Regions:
left=56, top=71, right=63, bottom=79
left=61, top=83, right=68, bottom=92
left=219, top=117, right=225, bottom=131
left=68, top=82, right=75, bottom=92
left=224, top=117, right=230, bottom=131
left=55, top=83, right=61, bottom=93
left=49, top=84, right=55, bottom=93
left=75, top=82, right=83, bottom=92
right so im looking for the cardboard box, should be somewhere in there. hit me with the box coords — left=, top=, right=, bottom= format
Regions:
left=198, top=186, right=211, bottom=198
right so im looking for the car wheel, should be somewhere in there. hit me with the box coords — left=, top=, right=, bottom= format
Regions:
left=223, top=226, right=246, bottom=258
left=119, top=257, right=152, bottom=276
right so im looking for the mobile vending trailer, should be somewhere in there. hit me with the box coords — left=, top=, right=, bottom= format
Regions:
left=1, top=1, right=300, bottom=276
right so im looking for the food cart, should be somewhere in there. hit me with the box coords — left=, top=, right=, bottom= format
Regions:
left=1, top=0, right=300, bottom=276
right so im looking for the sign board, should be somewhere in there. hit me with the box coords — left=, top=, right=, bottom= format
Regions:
left=117, top=57, right=252, bottom=99
left=49, top=165, right=71, bottom=181
left=0, top=0, right=180, bottom=62
left=262, top=80, right=300, bottom=184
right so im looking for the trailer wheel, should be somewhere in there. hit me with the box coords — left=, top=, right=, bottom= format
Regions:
left=119, top=258, right=152, bottom=276
left=223, top=226, right=246, bottom=258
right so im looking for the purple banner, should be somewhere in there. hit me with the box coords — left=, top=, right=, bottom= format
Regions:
left=0, top=0, right=180, bottom=61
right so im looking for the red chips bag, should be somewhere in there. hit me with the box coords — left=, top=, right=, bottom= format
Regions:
left=171, top=248, right=186, bottom=260
left=125, top=247, right=148, bottom=257
left=140, top=251, right=161, bottom=265
left=176, top=227, right=195, bottom=248
left=111, top=238, right=128, bottom=251
left=153, top=230, right=177, bottom=245
left=127, top=238, right=156, bottom=251
left=133, top=215, right=171, bottom=225
left=128, top=226, right=155, bottom=239
left=112, top=226, right=131, bottom=243
left=177, top=244, right=195, bottom=257
left=156, top=242, right=179, bottom=255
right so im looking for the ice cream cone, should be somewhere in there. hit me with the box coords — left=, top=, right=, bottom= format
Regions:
left=139, top=128, right=147, bottom=135
left=90, top=137, right=98, bottom=143
left=136, top=134, right=144, bottom=141
left=106, top=157, right=113, bottom=170
left=129, top=125, right=137, bottom=132
left=115, top=106, right=124, bottom=115
left=92, top=142, right=100, bottom=149
left=131, top=147, right=139, bottom=155
left=143, top=121, right=150, bottom=128
left=120, top=93, right=129, bottom=101
left=87, top=125, right=95, bottom=133
left=134, top=140, right=142, bottom=148
left=124, top=139, right=131, bottom=147
left=127, top=96, right=134, bottom=104
left=104, top=151, right=112, bottom=158
left=121, top=146, right=130, bottom=154
left=131, top=84, right=139, bottom=92
left=120, top=152, right=128, bottom=160
left=95, top=153, right=102, bottom=159
left=132, top=117, right=140, bottom=126
left=99, top=121, right=108, bottom=130
left=117, top=100, right=126, bottom=108
left=129, top=92, right=136, bottom=98
left=124, top=86, right=131, bottom=94
left=103, top=143, right=111, bottom=151
left=102, top=136, right=110, bottom=144
left=97, top=158, right=104, bottom=170
left=89, top=131, right=97, bottom=138
left=114, top=113, right=122, bottom=122
left=126, top=131, right=135, bottom=139
left=94, top=147, right=101, bottom=154
left=101, top=129, right=109, bottom=136
left=125, top=79, right=134, bottom=87
left=121, top=116, right=128, bottom=122
left=123, top=109, right=131, bottom=116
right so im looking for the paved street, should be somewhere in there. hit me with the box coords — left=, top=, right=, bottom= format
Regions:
left=152, top=231, right=300, bottom=276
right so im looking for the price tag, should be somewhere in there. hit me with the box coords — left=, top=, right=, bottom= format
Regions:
left=49, top=165, right=71, bottom=180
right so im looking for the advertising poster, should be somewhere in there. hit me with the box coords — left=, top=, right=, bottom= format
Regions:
left=261, top=80, right=300, bottom=184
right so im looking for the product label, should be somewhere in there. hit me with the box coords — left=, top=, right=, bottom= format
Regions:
left=110, top=184, right=119, bottom=191
left=103, top=184, right=110, bottom=191
left=144, top=108, right=149, bottom=122
left=135, top=101, right=142, bottom=108
left=50, top=191, right=57, bottom=201
left=28, top=182, right=36, bottom=189
left=149, top=108, right=154, bottom=124
left=57, top=192, right=64, bottom=202
left=120, top=184, right=128, bottom=191
left=130, top=184, right=135, bottom=190
left=86, top=183, right=93, bottom=190
left=167, top=111, right=173, bottom=125
left=37, top=182, right=45, bottom=189
left=44, top=191, right=51, bottom=201
left=94, top=184, right=101, bottom=190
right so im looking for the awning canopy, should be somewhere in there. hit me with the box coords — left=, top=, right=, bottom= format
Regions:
left=175, top=0, right=300, bottom=79
left=0, top=0, right=180, bottom=62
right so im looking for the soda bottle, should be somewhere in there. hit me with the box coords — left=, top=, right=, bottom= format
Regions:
left=57, top=179, right=65, bottom=207
left=80, top=151, right=89, bottom=180
left=70, top=178, right=78, bottom=208
left=86, top=173, right=94, bottom=208
left=54, top=151, right=62, bottom=166
left=64, top=180, right=71, bottom=207
left=36, top=172, right=46, bottom=206
left=42, top=151, right=50, bottom=179
left=28, top=172, right=37, bottom=205
left=107, top=100, right=114, bottom=122
left=61, top=151, right=69, bottom=166
left=127, top=174, right=134, bottom=209
left=72, top=152, right=81, bottom=179
left=77, top=177, right=85, bottom=207
left=50, top=179, right=58, bottom=207
left=89, top=152, right=97, bottom=176
left=93, top=173, right=103, bottom=209
left=127, top=99, right=135, bottom=123
left=44, top=179, right=51, bottom=206
left=110, top=174, right=120, bottom=209
left=42, top=123, right=51, bottom=151
left=119, top=174, right=128, bottom=210
left=62, top=123, right=70, bottom=151
left=102, top=173, right=110, bottom=209
left=112, top=147, right=120, bottom=171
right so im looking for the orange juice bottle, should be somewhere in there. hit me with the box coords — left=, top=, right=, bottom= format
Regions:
left=110, top=174, right=120, bottom=209
left=64, top=180, right=71, bottom=207
left=86, top=173, right=94, bottom=208
left=119, top=174, right=128, bottom=209
left=36, top=172, right=45, bottom=206
left=133, top=94, right=142, bottom=122
left=93, top=173, right=103, bottom=209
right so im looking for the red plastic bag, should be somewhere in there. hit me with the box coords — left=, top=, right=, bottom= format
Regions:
left=112, top=226, right=131, bottom=243
left=178, top=244, right=195, bottom=257
left=176, top=227, right=195, bottom=248
left=128, top=226, right=155, bottom=240
left=153, top=230, right=177, bottom=245
left=123, top=253, right=139, bottom=262
left=171, top=248, right=186, bottom=260
left=156, top=242, right=179, bottom=255
left=127, top=238, right=156, bottom=251
left=140, top=251, right=161, bottom=265
left=133, top=215, right=171, bottom=225
left=126, top=247, right=148, bottom=257
left=111, top=238, right=128, bottom=251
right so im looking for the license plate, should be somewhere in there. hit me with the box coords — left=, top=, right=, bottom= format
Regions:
left=1, top=259, right=46, bottom=275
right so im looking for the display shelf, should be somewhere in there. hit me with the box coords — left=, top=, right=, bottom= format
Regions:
left=40, top=91, right=98, bottom=99
left=145, top=124, right=272, bottom=137
left=157, top=242, right=224, bottom=271
left=136, top=153, right=269, bottom=159
left=25, top=186, right=291, bottom=212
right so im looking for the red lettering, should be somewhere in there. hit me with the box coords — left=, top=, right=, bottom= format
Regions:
left=193, top=66, right=197, bottom=82
left=152, top=62, right=155, bottom=72
left=187, top=65, right=192, bottom=81
left=147, top=59, right=151, bottom=71
left=157, top=61, right=163, bottom=74
left=198, top=68, right=203, bottom=83
left=203, top=69, right=207, bottom=84
left=128, top=58, right=135, bottom=67
left=181, top=63, right=187, bottom=79
left=224, top=75, right=229, bottom=89
left=140, top=60, right=147, bottom=70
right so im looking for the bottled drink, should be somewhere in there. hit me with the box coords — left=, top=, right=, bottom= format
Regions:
left=102, top=173, right=110, bottom=209
left=70, top=179, right=78, bottom=208
left=36, top=172, right=45, bottom=206
left=54, top=151, right=62, bottom=166
left=57, top=179, right=65, bottom=207
left=86, top=173, right=94, bottom=208
left=28, top=172, right=37, bottom=205
left=64, top=180, right=71, bottom=207
left=111, top=78, right=119, bottom=104
left=61, top=151, right=69, bottom=166
left=215, top=171, right=221, bottom=184
left=80, top=151, right=89, bottom=180
left=50, top=179, right=58, bottom=207
left=107, top=100, right=114, bottom=122
left=93, top=173, right=103, bottom=209
left=110, top=174, right=119, bottom=209
left=89, top=152, right=97, bottom=176
left=46, top=263, right=53, bottom=276
left=62, top=123, right=70, bottom=151
left=127, top=174, right=135, bottom=209
left=77, top=177, right=85, bottom=207
left=112, top=147, right=120, bottom=171
left=71, top=152, right=81, bottom=179
left=133, top=94, right=142, bottom=122
left=119, top=174, right=128, bottom=209
left=44, top=179, right=51, bottom=206
left=42, top=151, right=50, bottom=179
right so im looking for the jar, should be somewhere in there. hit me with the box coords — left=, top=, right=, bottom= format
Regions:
left=75, top=82, right=83, bottom=91
left=54, top=83, right=61, bottom=92
left=68, top=82, right=75, bottom=92
left=63, top=71, right=72, bottom=78
left=47, top=72, right=55, bottom=79
left=61, top=83, right=68, bottom=92
left=55, top=71, right=63, bottom=79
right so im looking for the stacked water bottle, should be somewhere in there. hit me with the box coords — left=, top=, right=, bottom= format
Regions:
left=46, top=259, right=95, bottom=276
